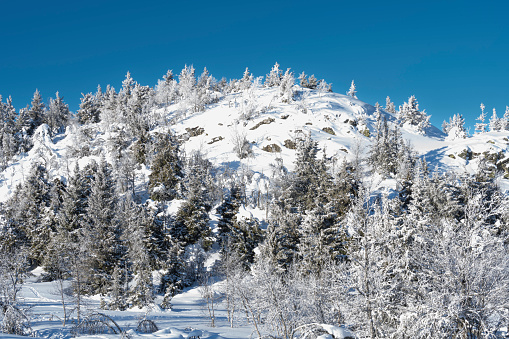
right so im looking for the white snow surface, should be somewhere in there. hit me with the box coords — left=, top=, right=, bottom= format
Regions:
left=17, top=271, right=254, bottom=339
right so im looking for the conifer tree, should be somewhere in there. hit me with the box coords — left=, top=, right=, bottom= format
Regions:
left=265, top=62, right=282, bottom=87
left=7, top=163, right=52, bottom=265
left=347, top=80, right=357, bottom=99
left=27, top=89, right=45, bottom=136
left=149, top=132, right=183, bottom=201
left=81, top=159, right=120, bottom=294
left=385, top=96, right=396, bottom=114
left=279, top=68, right=295, bottom=103
left=397, top=95, right=430, bottom=133
left=45, top=92, right=70, bottom=134
left=77, top=92, right=100, bottom=124
left=489, top=108, right=500, bottom=131
left=298, top=72, right=308, bottom=88
left=475, top=103, right=487, bottom=133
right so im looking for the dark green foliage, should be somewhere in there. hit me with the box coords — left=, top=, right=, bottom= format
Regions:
left=159, top=240, right=186, bottom=309
left=149, top=132, right=183, bottom=201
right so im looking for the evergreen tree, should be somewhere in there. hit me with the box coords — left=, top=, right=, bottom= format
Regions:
left=397, top=95, right=430, bottom=133
left=385, top=96, right=396, bottom=114
left=148, top=132, right=183, bottom=201
left=122, top=198, right=154, bottom=308
left=279, top=68, right=295, bottom=103
left=81, top=159, right=120, bottom=294
left=7, top=163, right=52, bottom=265
left=298, top=72, right=308, bottom=88
left=155, top=70, right=178, bottom=108
left=77, top=92, right=100, bottom=124
left=0, top=96, right=18, bottom=166
left=265, top=62, right=282, bottom=87
left=172, top=152, right=213, bottom=248
left=489, top=108, right=500, bottom=131
left=159, top=239, right=186, bottom=309
left=45, top=92, right=70, bottom=134
left=307, top=75, right=318, bottom=89
left=445, top=113, right=467, bottom=139
left=347, top=80, right=357, bottom=99
left=475, top=103, right=487, bottom=133
left=26, top=89, right=45, bottom=136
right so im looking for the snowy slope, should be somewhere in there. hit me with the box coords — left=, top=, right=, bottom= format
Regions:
left=1, top=85, right=509, bottom=203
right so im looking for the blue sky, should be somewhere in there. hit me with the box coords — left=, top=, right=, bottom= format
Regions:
left=1, top=0, right=508, bottom=131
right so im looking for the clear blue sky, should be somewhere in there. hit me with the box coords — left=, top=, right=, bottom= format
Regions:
left=1, top=0, right=508, bottom=131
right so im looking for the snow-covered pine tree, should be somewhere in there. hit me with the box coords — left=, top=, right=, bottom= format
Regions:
left=0, top=96, right=18, bottom=166
left=385, top=96, right=396, bottom=114
left=489, top=107, right=500, bottom=131
left=445, top=113, right=467, bottom=139
left=122, top=198, right=154, bottom=309
left=298, top=72, right=308, bottom=88
left=6, top=163, right=52, bottom=265
left=265, top=62, right=282, bottom=87
left=397, top=95, right=430, bottom=133
left=347, top=80, right=357, bottom=99
left=45, top=92, right=70, bottom=134
left=148, top=131, right=183, bottom=201
left=475, top=103, right=487, bottom=133
left=27, top=89, right=45, bottom=136
left=279, top=68, right=295, bottom=103
left=239, top=67, right=253, bottom=91
left=501, top=106, right=509, bottom=130
left=155, top=69, right=178, bottom=109
left=77, top=92, right=100, bottom=124
left=172, top=152, right=213, bottom=248
left=80, top=159, right=120, bottom=294
left=178, top=64, right=197, bottom=110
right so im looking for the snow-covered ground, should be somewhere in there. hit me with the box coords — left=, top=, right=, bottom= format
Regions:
left=14, top=268, right=255, bottom=339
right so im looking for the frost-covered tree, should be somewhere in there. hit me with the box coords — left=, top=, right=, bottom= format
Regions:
left=298, top=72, right=308, bottom=88
left=501, top=106, right=509, bottom=130
left=385, top=96, right=396, bottom=114
left=397, top=95, right=430, bottom=133
left=279, top=68, right=295, bottom=103
left=27, top=89, right=45, bottom=136
left=444, top=113, right=467, bottom=139
left=80, top=159, right=120, bottom=294
left=155, top=70, right=178, bottom=109
left=489, top=107, right=500, bottom=132
left=148, top=132, right=183, bottom=201
left=347, top=80, right=357, bottom=99
left=45, top=92, right=70, bottom=134
left=265, top=62, right=282, bottom=87
left=239, top=67, right=253, bottom=91
left=475, top=103, right=487, bottom=133
left=77, top=92, right=100, bottom=124
left=0, top=96, right=18, bottom=165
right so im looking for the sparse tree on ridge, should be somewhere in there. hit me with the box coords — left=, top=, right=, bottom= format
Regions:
left=45, top=92, right=70, bottom=134
left=489, top=107, right=500, bottom=132
left=397, top=95, right=430, bottom=133
left=265, top=62, right=282, bottom=87
left=347, top=80, right=357, bottom=99
left=385, top=96, right=396, bottom=114
left=475, top=103, right=487, bottom=133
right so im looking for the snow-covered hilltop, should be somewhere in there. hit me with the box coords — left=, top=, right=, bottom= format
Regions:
left=1, top=65, right=509, bottom=338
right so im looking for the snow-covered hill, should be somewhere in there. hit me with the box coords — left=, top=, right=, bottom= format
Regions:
left=2, top=84, right=508, bottom=204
